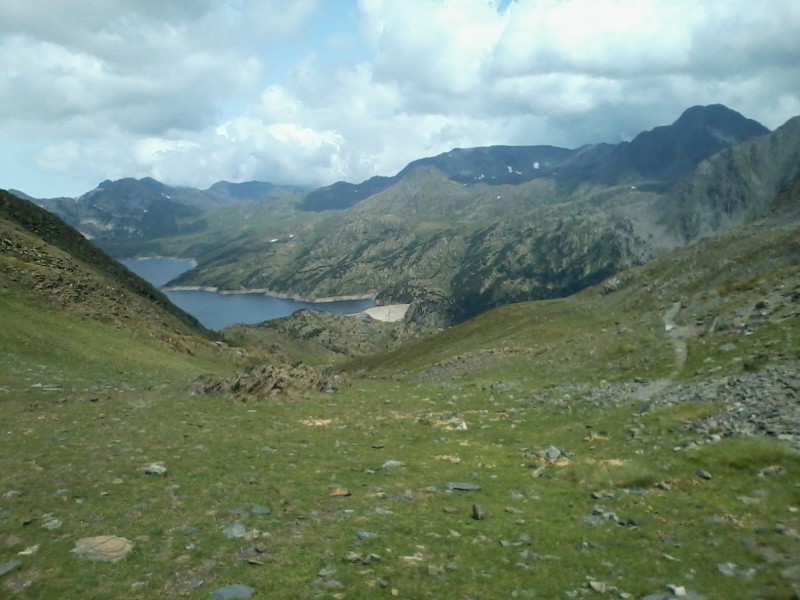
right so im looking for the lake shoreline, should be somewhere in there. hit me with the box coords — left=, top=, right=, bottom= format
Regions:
left=162, top=285, right=377, bottom=305
left=122, top=256, right=379, bottom=327
left=126, top=255, right=198, bottom=268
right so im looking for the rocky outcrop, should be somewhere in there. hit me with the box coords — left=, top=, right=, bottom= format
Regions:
left=261, top=309, right=428, bottom=358
left=188, top=363, right=345, bottom=399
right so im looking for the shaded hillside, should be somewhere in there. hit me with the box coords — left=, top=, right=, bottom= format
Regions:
left=1, top=189, right=211, bottom=336
left=662, top=115, right=800, bottom=242
left=563, top=104, right=769, bottom=185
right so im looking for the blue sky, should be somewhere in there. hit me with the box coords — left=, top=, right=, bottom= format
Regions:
left=1, top=0, right=799, bottom=198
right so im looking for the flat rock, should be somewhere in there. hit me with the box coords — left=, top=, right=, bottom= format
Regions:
left=0, top=560, right=21, bottom=578
left=643, top=585, right=705, bottom=600
left=223, top=523, right=247, bottom=539
left=250, top=505, right=272, bottom=516
left=72, top=536, right=134, bottom=562
left=446, top=482, right=481, bottom=491
left=210, top=583, right=254, bottom=599
left=544, top=446, right=563, bottom=460
left=143, top=463, right=168, bottom=476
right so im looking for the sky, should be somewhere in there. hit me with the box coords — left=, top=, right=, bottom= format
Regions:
left=2, top=0, right=799, bottom=198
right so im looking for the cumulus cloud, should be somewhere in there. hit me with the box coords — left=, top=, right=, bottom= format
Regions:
left=1, top=0, right=799, bottom=197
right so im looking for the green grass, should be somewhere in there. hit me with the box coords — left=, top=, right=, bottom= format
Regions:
left=0, top=287, right=234, bottom=392
left=347, top=296, right=675, bottom=388
left=2, top=379, right=798, bottom=599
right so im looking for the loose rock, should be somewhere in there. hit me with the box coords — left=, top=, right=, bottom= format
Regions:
left=72, top=536, right=134, bottom=562
left=210, top=583, right=254, bottom=600
left=0, top=561, right=21, bottom=578
left=143, top=463, right=167, bottom=476
left=544, top=446, right=563, bottom=461
left=696, top=470, right=712, bottom=481
left=223, top=523, right=247, bottom=539
left=446, top=482, right=481, bottom=491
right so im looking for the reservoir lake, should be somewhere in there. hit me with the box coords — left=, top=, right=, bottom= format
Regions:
left=121, top=257, right=376, bottom=330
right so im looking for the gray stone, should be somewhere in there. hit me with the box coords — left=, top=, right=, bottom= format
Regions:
left=143, top=463, right=167, bottom=476
left=41, top=517, right=62, bottom=530
left=223, top=523, right=247, bottom=539
left=210, top=583, right=254, bottom=600
left=446, top=482, right=481, bottom=491
left=72, top=536, right=134, bottom=562
left=696, top=469, right=713, bottom=481
left=317, top=565, right=337, bottom=577
left=361, top=553, right=381, bottom=565
left=643, top=584, right=705, bottom=600
left=251, top=505, right=272, bottom=516
left=472, top=504, right=485, bottom=520
left=589, top=581, right=608, bottom=593
left=356, top=531, right=378, bottom=541
left=544, top=446, right=563, bottom=460
left=0, top=561, right=21, bottom=578
left=314, top=577, right=343, bottom=589
left=758, top=465, right=785, bottom=477
left=2, top=490, right=22, bottom=499
left=381, top=459, right=405, bottom=469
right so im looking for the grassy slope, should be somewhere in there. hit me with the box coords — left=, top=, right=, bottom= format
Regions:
left=1, top=209, right=799, bottom=598
left=1, top=227, right=243, bottom=395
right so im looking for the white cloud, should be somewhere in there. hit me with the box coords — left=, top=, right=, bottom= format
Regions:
left=1, top=0, right=799, bottom=197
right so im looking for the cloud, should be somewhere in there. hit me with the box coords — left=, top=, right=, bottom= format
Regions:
left=1, top=0, right=799, bottom=197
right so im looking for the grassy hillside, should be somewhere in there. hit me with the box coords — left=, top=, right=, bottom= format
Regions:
left=0, top=190, right=246, bottom=388
left=1, top=191, right=799, bottom=598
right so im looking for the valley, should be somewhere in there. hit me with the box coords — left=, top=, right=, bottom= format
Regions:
left=1, top=102, right=800, bottom=599
left=27, top=105, right=799, bottom=328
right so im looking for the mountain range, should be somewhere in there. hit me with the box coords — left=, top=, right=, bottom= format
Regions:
left=14, top=178, right=306, bottom=242
left=16, top=104, right=799, bottom=325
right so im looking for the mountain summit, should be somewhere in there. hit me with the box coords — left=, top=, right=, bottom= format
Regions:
left=615, top=104, right=770, bottom=181
left=300, top=104, right=770, bottom=211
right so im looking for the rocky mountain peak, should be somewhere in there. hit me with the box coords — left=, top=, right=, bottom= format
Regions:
left=611, top=104, right=770, bottom=182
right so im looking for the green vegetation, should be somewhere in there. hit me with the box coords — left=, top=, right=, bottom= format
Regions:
left=2, top=380, right=798, bottom=598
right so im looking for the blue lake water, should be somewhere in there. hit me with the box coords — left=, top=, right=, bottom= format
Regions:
left=121, top=257, right=376, bottom=330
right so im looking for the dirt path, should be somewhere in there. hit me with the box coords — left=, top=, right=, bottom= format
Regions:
left=631, top=303, right=692, bottom=403
left=663, top=301, right=689, bottom=374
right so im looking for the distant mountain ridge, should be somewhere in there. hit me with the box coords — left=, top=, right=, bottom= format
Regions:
left=22, top=177, right=306, bottom=243
left=298, top=104, right=769, bottom=211
left=20, top=103, right=796, bottom=326
left=166, top=106, right=798, bottom=326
